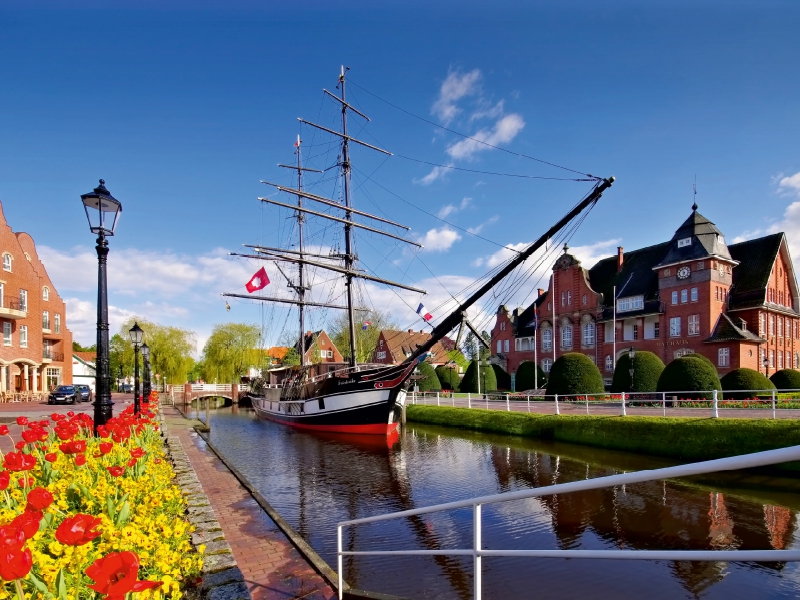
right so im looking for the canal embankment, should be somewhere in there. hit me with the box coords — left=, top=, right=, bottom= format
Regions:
left=406, top=404, right=800, bottom=464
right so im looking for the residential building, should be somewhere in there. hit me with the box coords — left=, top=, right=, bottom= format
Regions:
left=491, top=204, right=797, bottom=384
left=0, top=202, right=73, bottom=392
left=299, top=330, right=343, bottom=365
left=371, top=329, right=456, bottom=367
left=72, top=352, right=96, bottom=392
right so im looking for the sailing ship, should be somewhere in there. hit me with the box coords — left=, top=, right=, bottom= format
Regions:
left=225, top=67, right=614, bottom=435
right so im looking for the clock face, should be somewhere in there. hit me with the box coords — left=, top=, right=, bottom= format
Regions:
left=677, top=266, right=691, bottom=279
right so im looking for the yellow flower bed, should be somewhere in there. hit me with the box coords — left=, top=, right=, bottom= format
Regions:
left=0, top=399, right=203, bottom=599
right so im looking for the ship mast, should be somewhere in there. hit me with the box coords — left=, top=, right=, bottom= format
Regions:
left=339, top=66, right=358, bottom=368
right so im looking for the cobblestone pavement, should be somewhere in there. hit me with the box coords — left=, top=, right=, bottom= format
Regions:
left=162, top=406, right=336, bottom=600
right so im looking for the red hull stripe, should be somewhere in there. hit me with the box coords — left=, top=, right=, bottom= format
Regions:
left=259, top=414, right=399, bottom=436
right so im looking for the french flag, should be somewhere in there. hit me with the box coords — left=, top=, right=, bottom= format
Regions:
left=416, top=303, right=432, bottom=321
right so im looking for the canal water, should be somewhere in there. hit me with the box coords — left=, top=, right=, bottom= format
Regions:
left=197, top=404, right=800, bottom=599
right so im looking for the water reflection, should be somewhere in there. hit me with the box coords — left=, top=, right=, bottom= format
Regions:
left=203, top=407, right=800, bottom=599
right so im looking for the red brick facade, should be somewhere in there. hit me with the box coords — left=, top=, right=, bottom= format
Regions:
left=491, top=207, right=798, bottom=385
left=0, top=202, right=73, bottom=392
left=302, top=330, right=343, bottom=365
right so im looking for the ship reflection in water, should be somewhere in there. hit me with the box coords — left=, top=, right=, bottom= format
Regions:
left=204, top=407, right=800, bottom=599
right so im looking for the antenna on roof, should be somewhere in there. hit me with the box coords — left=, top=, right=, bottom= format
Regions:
left=692, top=175, right=698, bottom=211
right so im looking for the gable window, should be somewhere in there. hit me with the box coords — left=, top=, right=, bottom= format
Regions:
left=605, top=355, right=613, bottom=371
left=582, top=322, right=595, bottom=346
left=669, top=317, right=681, bottom=337
left=681, top=289, right=688, bottom=303
left=688, top=315, right=700, bottom=336
left=718, top=348, right=730, bottom=367
left=542, top=358, right=552, bottom=373
left=671, top=291, right=678, bottom=305
left=503, top=339, right=509, bottom=353
left=319, top=350, right=326, bottom=359
left=690, top=287, right=698, bottom=302
left=19, top=290, right=27, bottom=312
left=2, top=254, right=10, bottom=272
left=3, top=323, right=10, bottom=346
left=497, top=340, right=502, bottom=353
left=499, top=321, right=505, bottom=331
left=19, top=325, right=27, bottom=349
left=54, top=314, right=61, bottom=334
left=542, top=328, right=553, bottom=351
left=327, top=350, right=333, bottom=358
left=677, top=238, right=692, bottom=248
left=567, top=291, right=572, bottom=305
left=617, top=296, right=644, bottom=312
left=43, top=287, right=49, bottom=301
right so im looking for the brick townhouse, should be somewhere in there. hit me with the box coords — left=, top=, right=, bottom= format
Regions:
left=0, top=202, right=73, bottom=393
left=371, top=329, right=456, bottom=367
left=491, top=204, right=798, bottom=385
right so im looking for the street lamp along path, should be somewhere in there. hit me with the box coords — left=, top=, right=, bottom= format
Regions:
left=81, top=179, right=122, bottom=432
left=129, top=322, right=144, bottom=415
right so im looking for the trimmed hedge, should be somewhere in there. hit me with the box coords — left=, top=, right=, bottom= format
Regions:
left=770, top=369, right=800, bottom=390
left=611, top=351, right=665, bottom=393
left=545, top=353, right=604, bottom=396
left=435, top=365, right=461, bottom=391
left=656, top=356, right=721, bottom=399
left=720, top=368, right=775, bottom=399
left=514, top=361, right=547, bottom=391
left=416, top=361, right=442, bottom=392
left=491, top=364, right=511, bottom=390
left=406, top=404, right=800, bottom=462
left=459, top=360, right=498, bottom=393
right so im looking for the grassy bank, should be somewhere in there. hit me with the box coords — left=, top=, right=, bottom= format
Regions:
left=406, top=405, right=800, bottom=462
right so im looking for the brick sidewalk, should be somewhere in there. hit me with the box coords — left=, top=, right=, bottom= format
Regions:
left=162, top=406, right=335, bottom=600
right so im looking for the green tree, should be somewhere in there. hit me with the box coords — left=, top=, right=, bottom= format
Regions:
left=202, top=322, right=262, bottom=382
left=282, top=347, right=301, bottom=367
left=545, top=353, right=605, bottom=396
left=459, top=360, right=497, bottom=393
left=416, top=361, right=442, bottom=392
left=491, top=364, right=511, bottom=390
left=479, top=331, right=491, bottom=362
left=720, top=368, right=775, bottom=399
left=329, top=308, right=398, bottom=363
left=611, top=351, right=665, bottom=393
left=463, top=332, right=479, bottom=362
left=72, top=341, right=97, bottom=352
left=435, top=365, right=461, bottom=390
left=770, top=369, right=800, bottom=390
left=445, top=349, right=470, bottom=371
left=656, top=356, right=721, bottom=399
left=116, top=318, right=197, bottom=384
left=514, top=361, right=547, bottom=391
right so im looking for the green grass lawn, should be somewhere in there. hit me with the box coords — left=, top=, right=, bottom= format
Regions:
left=406, top=404, right=800, bottom=463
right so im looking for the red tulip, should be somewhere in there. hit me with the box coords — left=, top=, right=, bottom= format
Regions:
left=85, top=551, right=161, bottom=599
left=55, top=514, right=103, bottom=546
left=26, top=487, right=54, bottom=511
left=0, top=547, right=33, bottom=581
left=50, top=413, right=61, bottom=421
left=106, top=466, right=124, bottom=477
left=129, top=447, right=145, bottom=459
left=15, top=417, right=27, bottom=427
left=154, top=458, right=162, bottom=464
left=17, top=478, right=34, bottom=488
left=45, top=453, right=58, bottom=463
left=126, top=458, right=137, bottom=467
left=74, top=455, right=87, bottom=467
left=12, top=510, right=42, bottom=540
left=59, top=440, right=87, bottom=455
left=0, top=471, right=9, bottom=491
left=66, top=412, right=75, bottom=417
left=0, top=524, right=25, bottom=552
left=56, top=429, right=72, bottom=441
left=21, top=430, right=38, bottom=444
left=13, top=442, right=24, bottom=451
left=99, top=442, right=113, bottom=455
left=3, top=453, right=36, bottom=472
left=0, top=425, right=8, bottom=436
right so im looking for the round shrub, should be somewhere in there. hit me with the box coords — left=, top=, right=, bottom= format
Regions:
left=415, top=361, right=441, bottom=392
left=656, top=356, right=721, bottom=399
left=545, top=353, right=604, bottom=396
left=459, top=360, right=498, bottom=393
left=770, top=369, right=800, bottom=391
left=720, top=368, right=775, bottom=400
left=514, top=361, right=548, bottom=391
left=611, top=351, right=665, bottom=393
left=491, top=364, right=511, bottom=390
left=682, top=352, right=714, bottom=365
left=435, top=365, right=461, bottom=391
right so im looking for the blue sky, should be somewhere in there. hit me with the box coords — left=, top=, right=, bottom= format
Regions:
left=1, top=1, right=799, bottom=351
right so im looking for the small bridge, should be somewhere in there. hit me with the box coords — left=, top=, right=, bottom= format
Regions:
left=173, top=383, right=249, bottom=406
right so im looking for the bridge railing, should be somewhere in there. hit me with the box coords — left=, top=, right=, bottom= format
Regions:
left=190, top=383, right=232, bottom=393
left=336, top=444, right=800, bottom=600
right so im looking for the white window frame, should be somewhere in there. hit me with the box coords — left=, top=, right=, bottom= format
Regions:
left=503, top=339, right=509, bottom=353
left=54, top=314, right=61, bottom=334
left=605, top=355, right=613, bottom=371
left=3, top=323, right=10, bottom=346
left=327, top=350, right=333, bottom=358
left=582, top=322, right=595, bottom=346
left=19, top=325, right=27, bottom=349
left=617, top=295, right=644, bottom=313
left=2, top=254, right=10, bottom=272
left=669, top=317, right=681, bottom=337
left=19, top=290, right=27, bottom=312
left=681, top=289, right=688, bottom=303
left=567, top=291, right=572, bottom=305
left=677, top=238, right=692, bottom=248
left=778, top=350, right=783, bottom=370
left=654, top=321, right=660, bottom=338
left=499, top=321, right=505, bottom=331
left=42, top=310, right=50, bottom=330
left=561, top=324, right=573, bottom=349
left=497, top=340, right=502, bottom=353
left=717, top=347, right=730, bottom=367
left=42, top=287, right=49, bottom=301
left=542, top=358, right=552, bottom=373
left=542, top=328, right=553, bottom=351
left=690, top=287, right=698, bottom=302
left=688, top=314, right=700, bottom=336
left=671, top=291, right=678, bottom=305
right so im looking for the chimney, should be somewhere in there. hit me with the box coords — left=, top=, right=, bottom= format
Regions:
left=408, top=329, right=414, bottom=334
left=616, top=247, right=624, bottom=273
left=420, top=329, right=425, bottom=334
left=537, top=288, right=545, bottom=298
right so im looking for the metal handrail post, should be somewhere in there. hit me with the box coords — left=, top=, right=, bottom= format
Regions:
left=554, top=394, right=560, bottom=415
left=662, top=391, right=666, bottom=417
left=506, top=394, right=510, bottom=412
left=338, top=525, right=344, bottom=600
left=437, top=392, right=440, bottom=406
left=586, top=394, right=589, bottom=415
left=527, top=395, right=530, bottom=412
left=468, top=393, right=471, bottom=408
left=474, top=503, right=482, bottom=600
left=621, top=391, right=626, bottom=416
left=772, top=390, right=777, bottom=419
left=713, top=389, right=719, bottom=419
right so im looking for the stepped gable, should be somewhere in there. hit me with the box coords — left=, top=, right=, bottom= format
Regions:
left=705, top=313, right=764, bottom=343
left=654, top=205, right=732, bottom=268
left=728, top=232, right=788, bottom=311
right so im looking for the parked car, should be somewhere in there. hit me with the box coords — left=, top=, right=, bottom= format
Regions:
left=74, top=384, right=93, bottom=403
left=48, top=385, right=79, bottom=405
left=121, top=384, right=133, bottom=393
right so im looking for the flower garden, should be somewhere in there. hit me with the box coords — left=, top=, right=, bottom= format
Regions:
left=0, top=395, right=204, bottom=599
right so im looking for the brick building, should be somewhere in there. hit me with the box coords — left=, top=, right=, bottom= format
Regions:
left=491, top=204, right=798, bottom=385
left=371, top=329, right=456, bottom=367
left=0, top=202, right=73, bottom=393
left=299, top=330, right=343, bottom=365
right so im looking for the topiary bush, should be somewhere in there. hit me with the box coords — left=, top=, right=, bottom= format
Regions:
left=682, top=352, right=714, bottom=365
left=545, top=353, right=605, bottom=397
left=491, top=364, right=511, bottom=390
left=656, top=356, right=721, bottom=399
left=459, top=360, right=498, bottom=393
left=770, top=369, right=800, bottom=391
left=720, top=368, right=775, bottom=399
left=514, top=361, right=548, bottom=391
left=415, top=361, right=442, bottom=392
left=435, top=365, right=461, bottom=391
left=611, top=351, right=665, bottom=393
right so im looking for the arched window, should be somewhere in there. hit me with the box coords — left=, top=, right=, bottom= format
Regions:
left=605, top=355, right=613, bottom=371
left=582, top=322, right=596, bottom=346
left=2, top=254, right=11, bottom=272
left=541, top=327, right=553, bottom=351
left=561, top=322, right=573, bottom=349
left=42, top=287, right=50, bottom=301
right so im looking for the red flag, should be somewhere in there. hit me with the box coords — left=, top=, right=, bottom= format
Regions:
left=245, top=267, right=270, bottom=293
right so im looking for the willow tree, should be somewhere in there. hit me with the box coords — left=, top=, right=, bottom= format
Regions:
left=202, top=322, right=262, bottom=383
left=117, top=317, right=197, bottom=384
left=329, top=308, right=398, bottom=364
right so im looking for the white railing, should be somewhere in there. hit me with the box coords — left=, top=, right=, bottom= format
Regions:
left=409, top=388, right=800, bottom=418
left=190, top=383, right=232, bottom=392
left=337, top=445, right=800, bottom=600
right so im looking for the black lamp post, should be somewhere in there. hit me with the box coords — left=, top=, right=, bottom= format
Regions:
left=141, top=342, right=151, bottom=408
left=81, top=179, right=122, bottom=432
left=129, top=323, right=143, bottom=414
left=628, top=347, right=636, bottom=392
left=763, top=356, right=770, bottom=377
left=118, top=365, right=123, bottom=392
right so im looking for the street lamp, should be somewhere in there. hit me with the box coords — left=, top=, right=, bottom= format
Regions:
left=81, top=179, right=122, bottom=432
left=141, top=342, right=151, bottom=408
left=128, top=323, right=143, bottom=414
left=118, top=365, right=123, bottom=392
left=628, top=347, right=636, bottom=392
left=763, top=355, right=770, bottom=377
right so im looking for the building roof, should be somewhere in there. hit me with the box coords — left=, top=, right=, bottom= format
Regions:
left=73, top=352, right=96, bottom=365
left=705, top=313, right=764, bottom=343
left=380, top=329, right=454, bottom=363
left=264, top=347, right=289, bottom=361
left=654, top=207, right=733, bottom=268
left=728, top=232, right=783, bottom=311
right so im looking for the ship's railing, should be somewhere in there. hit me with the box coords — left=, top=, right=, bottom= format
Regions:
left=409, top=388, right=800, bottom=419
left=337, top=445, right=800, bottom=600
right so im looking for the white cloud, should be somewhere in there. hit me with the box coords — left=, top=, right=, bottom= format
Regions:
left=469, top=99, right=505, bottom=124
left=446, top=113, right=526, bottom=161
left=437, top=197, right=472, bottom=219
left=417, top=227, right=462, bottom=252
left=778, top=171, right=800, bottom=195
left=569, top=239, right=623, bottom=268
left=467, top=215, right=498, bottom=235
left=414, top=164, right=453, bottom=186
left=431, top=69, right=481, bottom=125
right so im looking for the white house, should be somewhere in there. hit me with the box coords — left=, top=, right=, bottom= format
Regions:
left=72, top=352, right=96, bottom=392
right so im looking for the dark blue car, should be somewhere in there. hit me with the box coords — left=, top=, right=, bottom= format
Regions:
left=48, top=385, right=79, bottom=405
